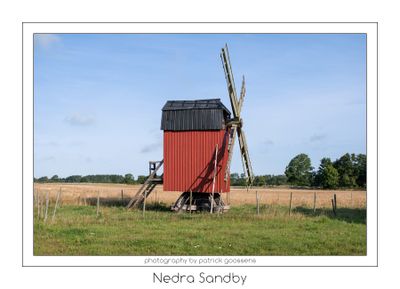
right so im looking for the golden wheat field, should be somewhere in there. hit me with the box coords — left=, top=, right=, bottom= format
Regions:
left=33, top=183, right=366, bottom=209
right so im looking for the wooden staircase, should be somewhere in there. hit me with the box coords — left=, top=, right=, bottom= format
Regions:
left=126, top=160, right=163, bottom=209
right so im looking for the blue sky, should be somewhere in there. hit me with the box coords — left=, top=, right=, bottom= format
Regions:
left=34, top=33, right=366, bottom=178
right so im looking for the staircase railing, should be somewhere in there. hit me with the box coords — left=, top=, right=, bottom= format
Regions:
left=126, top=160, right=163, bottom=209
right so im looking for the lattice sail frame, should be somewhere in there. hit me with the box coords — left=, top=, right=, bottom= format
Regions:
left=220, top=44, right=254, bottom=187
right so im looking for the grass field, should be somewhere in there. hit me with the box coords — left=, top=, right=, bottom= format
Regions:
left=33, top=183, right=366, bottom=256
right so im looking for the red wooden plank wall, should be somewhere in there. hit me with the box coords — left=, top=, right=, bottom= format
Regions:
left=163, top=129, right=231, bottom=193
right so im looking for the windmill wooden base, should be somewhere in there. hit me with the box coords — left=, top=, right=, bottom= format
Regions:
left=171, top=192, right=230, bottom=213
left=126, top=161, right=230, bottom=213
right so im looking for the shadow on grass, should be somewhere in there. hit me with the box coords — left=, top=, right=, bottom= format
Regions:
left=86, top=198, right=171, bottom=212
left=82, top=199, right=366, bottom=224
left=86, top=197, right=130, bottom=207
left=142, top=202, right=172, bottom=212
left=293, top=206, right=366, bottom=224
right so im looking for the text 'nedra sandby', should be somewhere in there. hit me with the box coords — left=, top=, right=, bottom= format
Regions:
left=153, top=272, right=247, bottom=285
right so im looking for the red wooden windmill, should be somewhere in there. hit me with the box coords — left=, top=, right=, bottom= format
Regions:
left=127, top=45, right=254, bottom=212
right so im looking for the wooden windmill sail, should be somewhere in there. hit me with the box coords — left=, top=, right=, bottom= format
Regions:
left=220, top=44, right=254, bottom=186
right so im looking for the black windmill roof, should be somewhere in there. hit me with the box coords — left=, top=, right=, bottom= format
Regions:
left=161, top=98, right=231, bottom=131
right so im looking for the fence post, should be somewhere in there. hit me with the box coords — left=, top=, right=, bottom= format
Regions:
left=289, top=192, right=293, bottom=216
left=121, top=189, right=124, bottom=201
left=334, top=193, right=337, bottom=212
left=37, top=192, right=41, bottom=219
left=44, top=191, right=49, bottom=222
left=331, top=199, right=336, bottom=216
left=331, top=193, right=337, bottom=216
left=313, top=192, right=317, bottom=213
left=96, top=191, right=100, bottom=217
left=256, top=191, right=260, bottom=215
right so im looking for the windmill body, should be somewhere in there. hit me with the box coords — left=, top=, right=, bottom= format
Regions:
left=162, top=99, right=231, bottom=194
left=127, top=45, right=253, bottom=212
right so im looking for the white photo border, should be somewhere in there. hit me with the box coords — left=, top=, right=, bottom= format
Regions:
left=22, top=22, right=378, bottom=267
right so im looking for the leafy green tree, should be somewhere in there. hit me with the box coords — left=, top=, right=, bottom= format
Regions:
left=333, top=153, right=357, bottom=187
left=237, top=173, right=247, bottom=186
left=65, top=175, right=82, bottom=183
left=50, top=175, right=59, bottom=182
left=110, top=175, right=124, bottom=183
left=316, top=158, right=339, bottom=189
left=264, top=174, right=288, bottom=186
left=273, top=175, right=288, bottom=186
left=310, top=171, right=318, bottom=187
left=321, top=165, right=339, bottom=189
left=354, top=154, right=367, bottom=188
left=285, top=153, right=313, bottom=186
left=253, top=175, right=266, bottom=187
left=230, top=173, right=239, bottom=186
left=137, top=175, right=147, bottom=184
left=230, top=173, right=245, bottom=186
left=37, top=176, right=49, bottom=183
left=314, top=158, right=331, bottom=186
left=124, top=173, right=135, bottom=184
left=230, top=173, right=239, bottom=180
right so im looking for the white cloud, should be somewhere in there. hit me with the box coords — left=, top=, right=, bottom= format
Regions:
left=141, top=142, right=162, bottom=153
left=65, top=114, right=95, bottom=126
left=310, top=133, right=327, bottom=142
left=34, top=34, right=60, bottom=48
left=263, top=139, right=274, bottom=145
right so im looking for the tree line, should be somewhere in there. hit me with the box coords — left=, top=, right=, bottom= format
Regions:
left=34, top=173, right=148, bottom=185
left=34, top=152, right=366, bottom=189
left=231, top=173, right=288, bottom=187
left=35, top=172, right=288, bottom=187
left=284, top=153, right=366, bottom=189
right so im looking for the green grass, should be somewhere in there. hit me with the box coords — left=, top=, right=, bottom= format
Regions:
left=34, top=204, right=366, bottom=256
